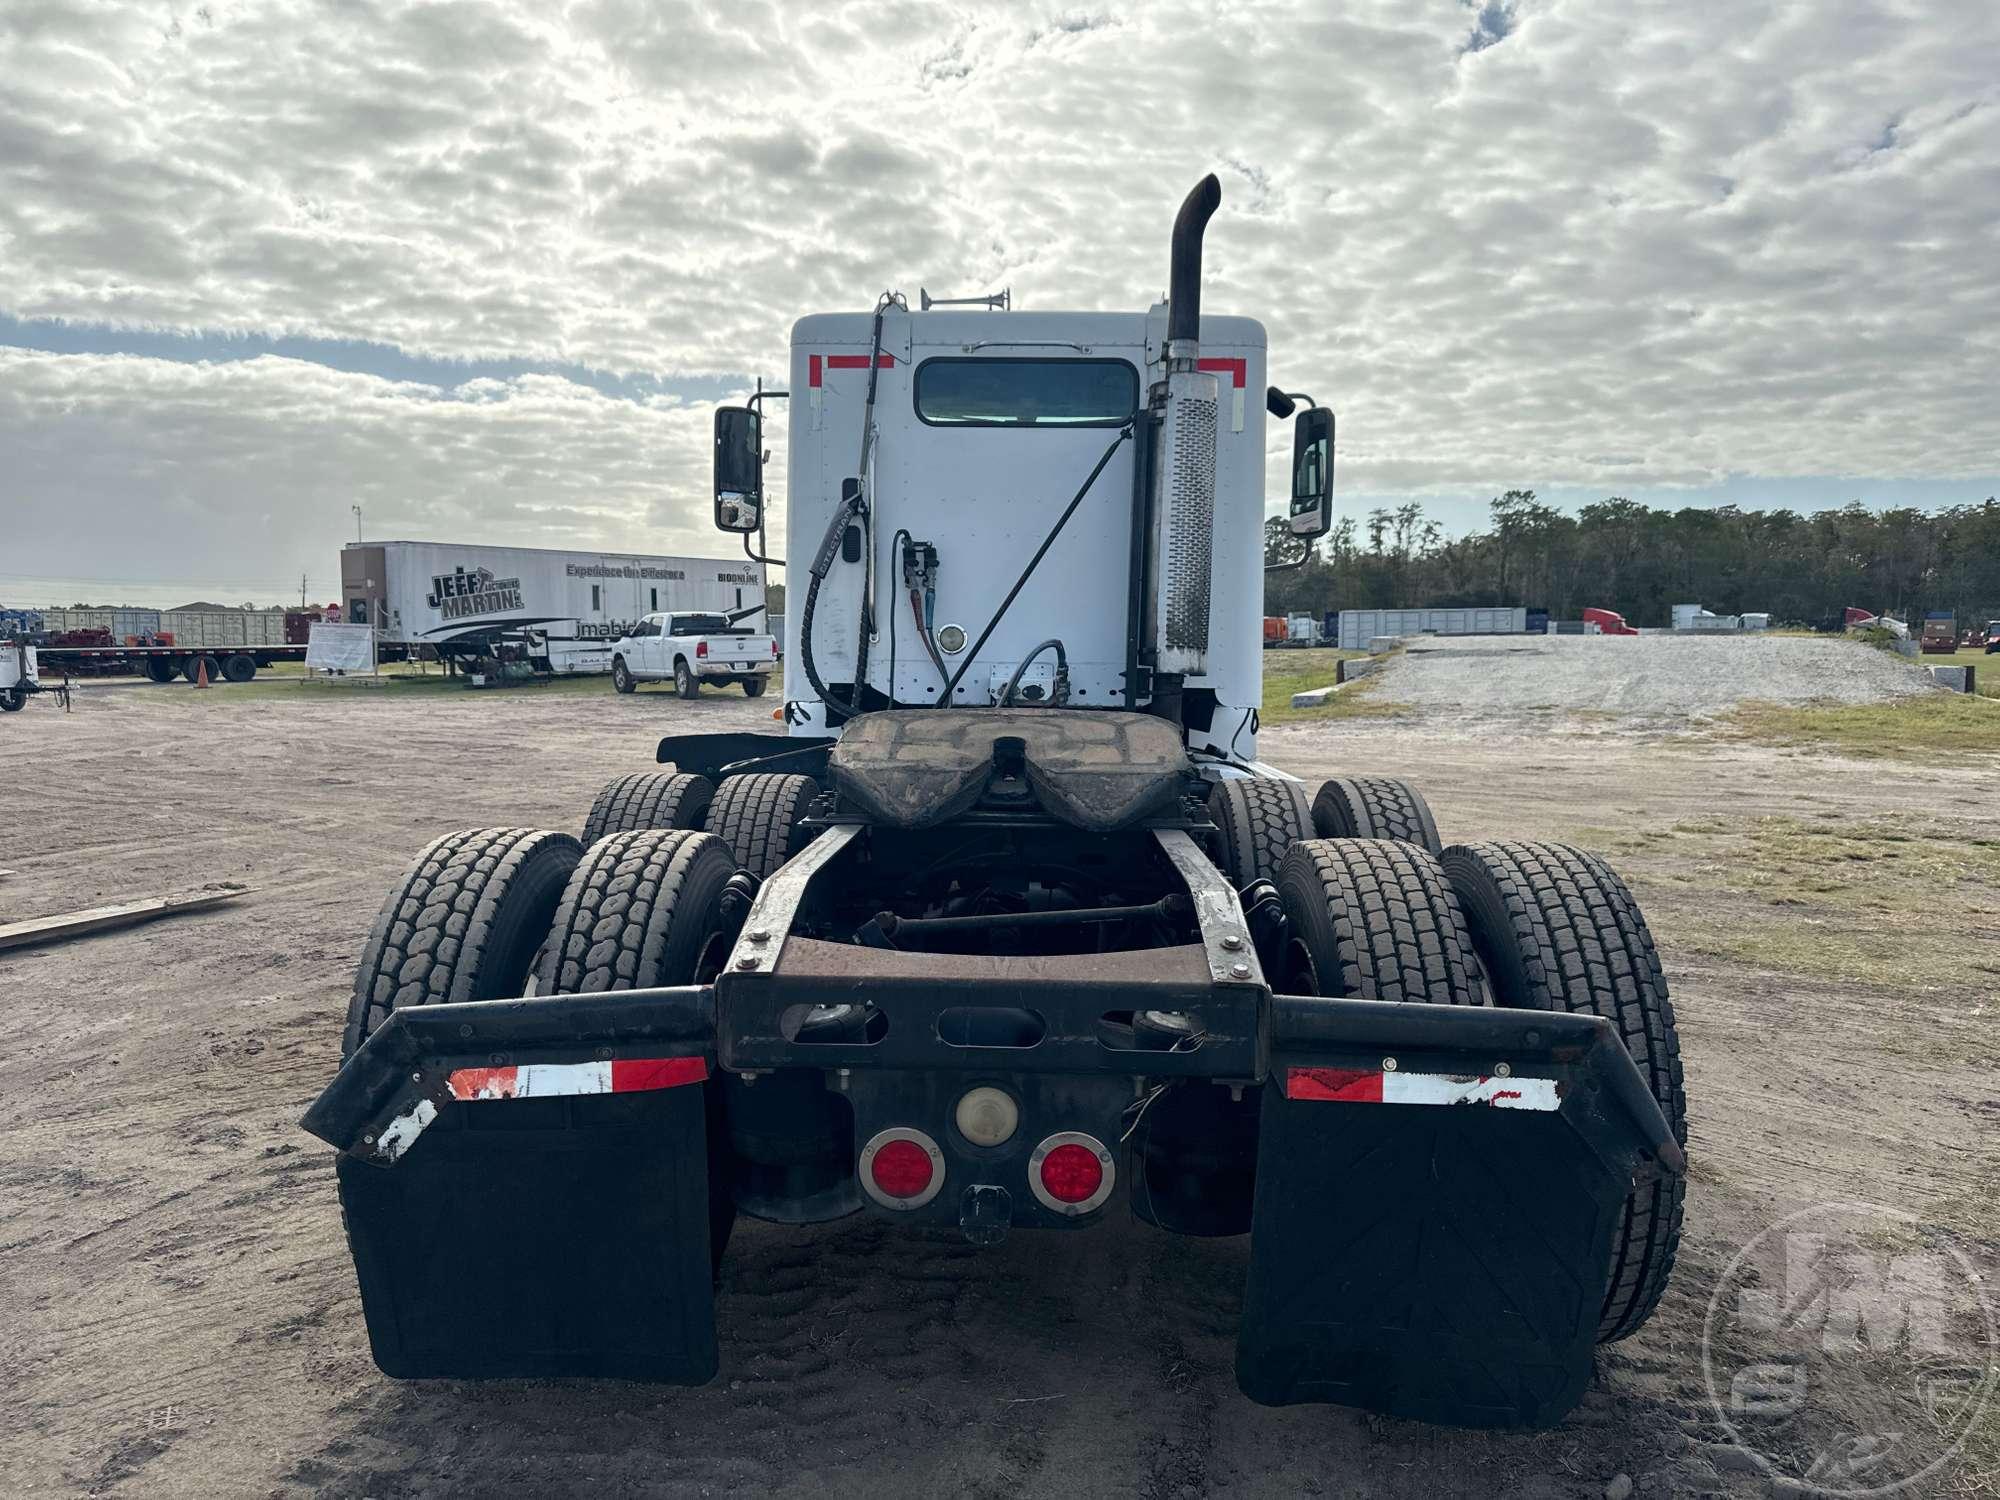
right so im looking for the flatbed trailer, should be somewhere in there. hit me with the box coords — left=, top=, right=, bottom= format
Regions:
left=35, top=641, right=410, bottom=683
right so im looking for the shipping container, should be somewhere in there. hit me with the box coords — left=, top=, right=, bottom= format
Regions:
left=1333, top=607, right=1527, bottom=651
left=341, top=541, right=766, bottom=674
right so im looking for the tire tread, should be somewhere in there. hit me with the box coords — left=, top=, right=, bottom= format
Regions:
left=536, top=829, right=736, bottom=993
left=704, top=773, right=818, bottom=880
left=342, top=827, right=580, bottom=1059
left=582, top=772, right=715, bottom=845
left=1277, top=838, right=1479, bottom=1002
left=1441, top=839, right=1686, bottom=1342
left=1209, top=778, right=1315, bottom=885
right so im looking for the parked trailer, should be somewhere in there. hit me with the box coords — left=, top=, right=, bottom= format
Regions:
left=341, top=540, right=767, bottom=675
left=24, top=607, right=342, bottom=683
left=306, top=177, right=1685, bottom=1432
left=1333, top=606, right=1526, bottom=651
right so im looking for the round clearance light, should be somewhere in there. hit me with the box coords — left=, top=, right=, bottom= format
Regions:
left=936, top=623, right=967, bottom=655
left=954, top=1086, right=1019, bottom=1148
left=1029, top=1131, right=1115, bottom=1216
left=859, top=1127, right=945, bottom=1210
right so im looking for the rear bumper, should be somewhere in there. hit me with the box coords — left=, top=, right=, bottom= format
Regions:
left=303, top=978, right=1679, bottom=1425
left=301, top=821, right=1681, bottom=1425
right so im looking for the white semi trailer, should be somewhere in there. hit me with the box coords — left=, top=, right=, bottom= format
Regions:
left=308, top=178, right=1686, bottom=1431
left=339, top=540, right=765, bottom=673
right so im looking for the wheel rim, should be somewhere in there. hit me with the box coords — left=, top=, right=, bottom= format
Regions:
left=1281, top=937, right=1321, bottom=996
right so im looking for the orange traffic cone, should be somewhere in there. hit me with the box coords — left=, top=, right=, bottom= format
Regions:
left=195, top=656, right=211, bottom=689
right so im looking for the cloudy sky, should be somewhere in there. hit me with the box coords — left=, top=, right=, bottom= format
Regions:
left=3, top=0, right=1996, bottom=606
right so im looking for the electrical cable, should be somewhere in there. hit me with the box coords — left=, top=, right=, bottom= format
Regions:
left=888, top=527, right=910, bottom=707
left=999, top=639, right=1067, bottom=706
left=1228, top=705, right=1258, bottom=760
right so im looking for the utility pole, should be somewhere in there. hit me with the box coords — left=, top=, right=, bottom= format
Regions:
left=300, top=573, right=308, bottom=608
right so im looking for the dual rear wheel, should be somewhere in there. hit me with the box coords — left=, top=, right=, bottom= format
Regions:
left=1206, top=771, right=1684, bottom=1342
left=340, top=767, right=1682, bottom=1341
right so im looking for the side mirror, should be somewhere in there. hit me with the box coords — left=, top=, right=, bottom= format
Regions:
left=1288, top=406, right=1333, bottom=539
left=713, top=406, right=763, bottom=534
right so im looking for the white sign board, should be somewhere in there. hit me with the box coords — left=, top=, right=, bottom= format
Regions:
left=306, top=622, right=376, bottom=675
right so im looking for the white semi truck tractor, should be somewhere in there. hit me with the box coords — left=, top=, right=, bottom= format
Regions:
left=306, top=177, right=1687, bottom=1429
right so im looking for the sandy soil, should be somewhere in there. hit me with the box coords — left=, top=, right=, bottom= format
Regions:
left=2, top=678, right=1994, bottom=1498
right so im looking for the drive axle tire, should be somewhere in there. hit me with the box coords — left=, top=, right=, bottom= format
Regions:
left=674, top=659, right=699, bottom=699
left=1207, top=777, right=1315, bottom=887
left=1275, top=838, right=1480, bottom=1004
left=742, top=675, right=767, bottom=698
left=342, top=827, right=583, bottom=1060
left=582, top=771, right=715, bottom=846
left=612, top=656, right=636, bottom=694
left=1310, top=776, right=1442, bottom=855
left=1441, top=840, right=1686, bottom=1344
left=221, top=653, right=257, bottom=683
left=704, top=773, right=818, bottom=880
left=535, top=829, right=738, bottom=994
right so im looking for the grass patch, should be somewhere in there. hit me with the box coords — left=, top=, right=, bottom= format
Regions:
left=1259, top=647, right=1409, bottom=726
left=1722, top=693, right=2000, bottom=759
left=1641, top=812, right=2000, bottom=995
left=1920, top=646, right=1998, bottom=695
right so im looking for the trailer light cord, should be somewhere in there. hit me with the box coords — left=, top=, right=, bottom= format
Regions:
left=799, top=486, right=869, bottom=721
left=934, top=422, right=1134, bottom=707
left=999, top=638, right=1068, bottom=706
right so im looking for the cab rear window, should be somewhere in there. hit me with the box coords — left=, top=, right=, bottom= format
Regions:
left=914, top=358, right=1138, bottom=427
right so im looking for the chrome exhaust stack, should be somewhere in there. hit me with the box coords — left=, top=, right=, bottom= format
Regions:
left=1149, top=174, right=1224, bottom=681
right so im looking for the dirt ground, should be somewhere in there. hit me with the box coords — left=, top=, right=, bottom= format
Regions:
left=2, top=677, right=1995, bottom=1499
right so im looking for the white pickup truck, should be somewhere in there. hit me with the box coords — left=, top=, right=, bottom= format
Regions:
left=610, top=611, right=777, bottom=698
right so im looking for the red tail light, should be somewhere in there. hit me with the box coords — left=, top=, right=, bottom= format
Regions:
left=770, top=639, right=779, bottom=658
left=695, top=641, right=708, bottom=658
left=860, top=1128, right=943, bottom=1210
left=1029, top=1132, right=1115, bottom=1216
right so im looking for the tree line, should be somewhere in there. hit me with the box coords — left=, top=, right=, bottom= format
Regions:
left=1265, top=493, right=2000, bottom=629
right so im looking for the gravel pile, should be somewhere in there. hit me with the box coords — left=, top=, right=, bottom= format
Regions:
left=1370, top=634, right=1941, bottom=718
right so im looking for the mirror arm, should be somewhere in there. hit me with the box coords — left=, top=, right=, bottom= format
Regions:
left=745, top=384, right=791, bottom=566
left=1264, top=538, right=1316, bottom=573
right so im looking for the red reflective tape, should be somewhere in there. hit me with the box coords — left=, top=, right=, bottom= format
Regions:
left=448, top=1065, right=519, bottom=1100
left=610, top=1056, right=708, bottom=1092
left=1197, top=356, right=1246, bottom=388
left=808, top=354, right=822, bottom=388
left=1285, top=1066, right=1383, bottom=1102
left=825, top=353, right=895, bottom=370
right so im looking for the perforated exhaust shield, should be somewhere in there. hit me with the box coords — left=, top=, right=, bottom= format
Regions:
left=1153, top=368, right=1220, bottom=675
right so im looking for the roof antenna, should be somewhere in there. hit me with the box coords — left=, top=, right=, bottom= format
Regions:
left=919, top=287, right=1011, bottom=311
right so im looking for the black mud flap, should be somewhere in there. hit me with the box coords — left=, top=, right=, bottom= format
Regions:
left=1238, top=997, right=1684, bottom=1428
left=305, top=988, right=724, bottom=1383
